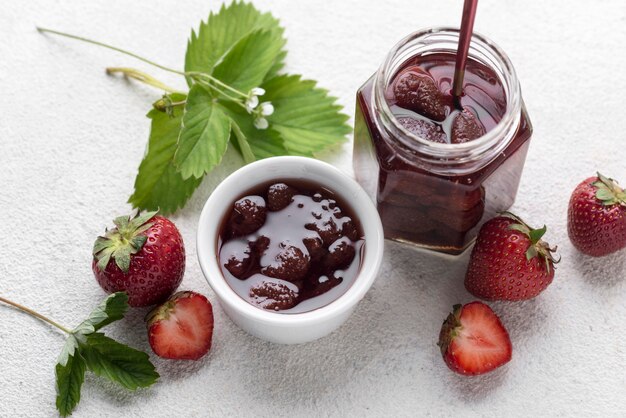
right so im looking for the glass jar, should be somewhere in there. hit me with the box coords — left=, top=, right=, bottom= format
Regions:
left=353, top=27, right=533, bottom=255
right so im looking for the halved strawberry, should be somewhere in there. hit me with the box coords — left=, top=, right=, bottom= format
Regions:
left=147, top=291, right=214, bottom=360
left=437, top=302, right=512, bottom=376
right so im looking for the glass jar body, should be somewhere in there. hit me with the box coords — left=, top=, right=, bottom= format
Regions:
left=353, top=29, right=533, bottom=255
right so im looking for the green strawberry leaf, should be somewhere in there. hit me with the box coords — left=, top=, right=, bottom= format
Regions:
left=184, top=0, right=285, bottom=84
left=128, top=94, right=202, bottom=214
left=261, top=75, right=351, bottom=155
left=57, top=334, right=80, bottom=368
left=212, top=29, right=285, bottom=93
left=80, top=333, right=159, bottom=390
left=73, top=292, right=129, bottom=335
left=596, top=188, right=616, bottom=204
left=231, top=121, right=256, bottom=164
left=52, top=293, right=158, bottom=416
left=112, top=246, right=132, bottom=272
left=217, top=100, right=287, bottom=159
left=55, top=351, right=86, bottom=417
left=265, top=50, right=287, bottom=81
left=130, top=235, right=148, bottom=251
left=508, top=223, right=530, bottom=235
left=113, top=215, right=129, bottom=231
left=528, top=225, right=547, bottom=244
left=593, top=172, right=626, bottom=206
left=95, top=247, right=114, bottom=272
left=525, top=245, right=538, bottom=261
left=92, top=237, right=111, bottom=256
left=174, top=85, right=231, bottom=179
left=127, top=210, right=158, bottom=231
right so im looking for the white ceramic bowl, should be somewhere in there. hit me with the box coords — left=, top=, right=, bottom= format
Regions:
left=197, top=156, right=384, bottom=344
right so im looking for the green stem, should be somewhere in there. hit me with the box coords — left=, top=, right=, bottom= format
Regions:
left=195, top=79, right=248, bottom=110
left=0, top=296, right=71, bottom=334
left=36, top=27, right=185, bottom=76
left=106, top=67, right=181, bottom=93
left=153, top=97, right=187, bottom=112
left=189, top=72, right=248, bottom=98
left=36, top=27, right=253, bottom=102
left=200, top=82, right=247, bottom=111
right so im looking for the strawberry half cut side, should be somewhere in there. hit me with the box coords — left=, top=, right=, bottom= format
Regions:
left=438, top=302, right=512, bottom=376
left=147, top=291, right=214, bottom=360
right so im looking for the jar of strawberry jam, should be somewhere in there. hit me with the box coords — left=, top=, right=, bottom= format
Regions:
left=353, top=28, right=532, bottom=255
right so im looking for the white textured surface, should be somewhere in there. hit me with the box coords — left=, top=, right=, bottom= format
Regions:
left=1, top=0, right=625, bottom=416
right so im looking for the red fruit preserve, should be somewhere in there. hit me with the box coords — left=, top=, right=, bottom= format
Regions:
left=218, top=181, right=364, bottom=313
left=354, top=28, right=532, bottom=254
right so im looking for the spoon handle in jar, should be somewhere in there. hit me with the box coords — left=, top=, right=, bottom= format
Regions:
left=452, top=0, right=479, bottom=103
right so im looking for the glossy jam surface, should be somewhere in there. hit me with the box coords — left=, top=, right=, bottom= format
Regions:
left=218, top=181, right=364, bottom=313
left=353, top=52, right=532, bottom=254
left=387, top=53, right=506, bottom=143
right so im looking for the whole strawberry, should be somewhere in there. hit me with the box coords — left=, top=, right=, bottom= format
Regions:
left=147, top=291, right=214, bottom=360
left=92, top=211, right=184, bottom=307
left=567, top=173, right=626, bottom=257
left=464, top=212, right=558, bottom=301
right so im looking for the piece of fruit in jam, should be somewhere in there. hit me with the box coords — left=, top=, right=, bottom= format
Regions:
left=218, top=181, right=365, bottom=313
left=387, top=55, right=505, bottom=144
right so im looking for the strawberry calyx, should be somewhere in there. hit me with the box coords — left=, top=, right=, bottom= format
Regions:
left=437, top=304, right=462, bottom=355
left=93, top=210, right=158, bottom=273
left=502, top=211, right=559, bottom=274
left=593, top=172, right=626, bottom=207
left=145, top=291, right=195, bottom=326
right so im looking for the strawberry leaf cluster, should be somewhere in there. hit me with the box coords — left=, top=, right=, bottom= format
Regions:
left=128, top=1, right=351, bottom=214
left=55, top=293, right=158, bottom=416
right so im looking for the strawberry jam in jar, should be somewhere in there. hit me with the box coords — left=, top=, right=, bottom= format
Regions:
left=354, top=28, right=532, bottom=254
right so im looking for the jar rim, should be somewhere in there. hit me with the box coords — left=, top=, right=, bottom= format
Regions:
left=373, top=27, right=522, bottom=174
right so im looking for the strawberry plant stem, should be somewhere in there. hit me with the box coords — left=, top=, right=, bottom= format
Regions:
left=36, top=27, right=251, bottom=100
left=196, top=80, right=248, bottom=110
left=0, top=296, right=71, bottom=334
left=189, top=72, right=249, bottom=98
left=106, top=67, right=181, bottom=93
left=36, top=27, right=185, bottom=76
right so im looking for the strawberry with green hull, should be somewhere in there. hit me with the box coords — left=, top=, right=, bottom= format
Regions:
left=147, top=291, right=214, bottom=360
left=92, top=211, right=185, bottom=307
left=464, top=213, right=558, bottom=301
left=438, top=302, right=512, bottom=376
left=567, top=173, right=626, bottom=257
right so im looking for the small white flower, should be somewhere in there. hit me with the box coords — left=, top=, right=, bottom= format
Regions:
left=254, top=117, right=269, bottom=130
left=245, top=95, right=259, bottom=113
left=259, top=102, right=274, bottom=116
left=250, top=87, right=265, bottom=97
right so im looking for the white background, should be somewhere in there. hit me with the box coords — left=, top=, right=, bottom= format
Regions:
left=1, top=0, right=625, bottom=416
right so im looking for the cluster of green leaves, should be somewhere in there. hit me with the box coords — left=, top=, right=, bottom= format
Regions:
left=56, top=293, right=158, bottom=416
left=128, top=1, right=351, bottom=214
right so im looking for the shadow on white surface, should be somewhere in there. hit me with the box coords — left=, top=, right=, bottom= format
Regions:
left=181, top=240, right=518, bottom=406
left=573, top=251, right=626, bottom=288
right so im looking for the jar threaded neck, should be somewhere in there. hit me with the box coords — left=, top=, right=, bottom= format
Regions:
left=372, top=27, right=522, bottom=175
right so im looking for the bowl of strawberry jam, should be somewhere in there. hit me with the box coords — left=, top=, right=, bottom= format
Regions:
left=197, top=157, right=384, bottom=344
left=354, top=28, right=532, bottom=255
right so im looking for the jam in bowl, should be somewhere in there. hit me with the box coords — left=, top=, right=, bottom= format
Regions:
left=196, top=156, right=384, bottom=344
left=218, top=180, right=365, bottom=313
